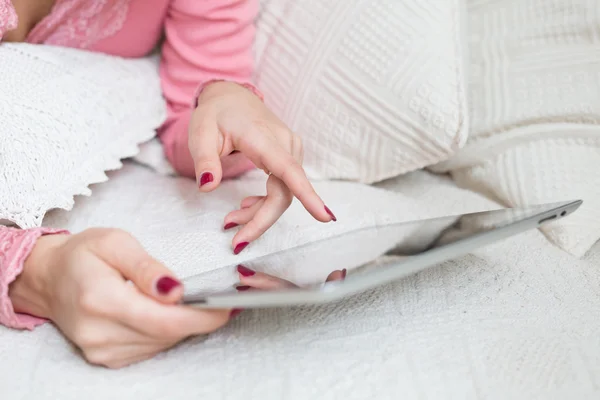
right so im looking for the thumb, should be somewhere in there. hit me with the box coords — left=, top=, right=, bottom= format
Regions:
left=90, top=229, right=183, bottom=304
left=188, top=117, right=224, bottom=192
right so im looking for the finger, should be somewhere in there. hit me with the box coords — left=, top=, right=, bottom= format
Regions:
left=115, top=343, right=178, bottom=368
left=326, top=269, right=347, bottom=282
left=223, top=198, right=265, bottom=230
left=232, top=176, right=291, bottom=249
left=188, top=115, right=224, bottom=192
left=227, top=134, right=302, bottom=249
left=293, top=133, right=304, bottom=164
left=90, top=230, right=183, bottom=304
left=65, top=307, right=144, bottom=354
left=83, top=342, right=165, bottom=369
left=236, top=125, right=335, bottom=223
left=221, top=152, right=255, bottom=179
left=236, top=265, right=297, bottom=290
left=240, top=196, right=264, bottom=209
left=116, top=286, right=232, bottom=339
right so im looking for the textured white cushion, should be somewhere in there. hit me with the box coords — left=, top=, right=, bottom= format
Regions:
left=431, top=0, right=600, bottom=256
left=253, top=0, right=469, bottom=183
left=0, top=43, right=166, bottom=228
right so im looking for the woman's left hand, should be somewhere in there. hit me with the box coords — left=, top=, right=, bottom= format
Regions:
left=189, top=81, right=337, bottom=254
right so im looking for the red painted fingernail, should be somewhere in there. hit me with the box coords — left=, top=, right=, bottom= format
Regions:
left=234, top=242, right=250, bottom=255
left=237, top=264, right=255, bottom=277
left=230, top=308, right=243, bottom=318
left=342, top=269, right=347, bottom=279
left=224, top=222, right=238, bottom=230
left=156, top=276, right=181, bottom=295
left=236, top=285, right=251, bottom=291
left=199, top=172, right=214, bottom=187
left=324, top=205, right=337, bottom=222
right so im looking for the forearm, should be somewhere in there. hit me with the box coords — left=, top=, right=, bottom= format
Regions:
left=157, top=0, right=258, bottom=178
left=1, top=226, right=67, bottom=329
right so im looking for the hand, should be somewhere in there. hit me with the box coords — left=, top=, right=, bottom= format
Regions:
left=229, top=264, right=347, bottom=317
left=9, top=229, right=232, bottom=369
left=189, top=81, right=337, bottom=254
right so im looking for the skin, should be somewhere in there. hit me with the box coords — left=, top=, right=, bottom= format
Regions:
left=5, top=1, right=341, bottom=368
left=2, top=0, right=55, bottom=42
left=9, top=229, right=344, bottom=369
left=193, top=82, right=336, bottom=251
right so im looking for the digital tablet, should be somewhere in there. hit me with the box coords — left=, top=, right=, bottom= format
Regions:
left=182, top=200, right=582, bottom=309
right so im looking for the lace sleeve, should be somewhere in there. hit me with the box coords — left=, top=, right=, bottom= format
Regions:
left=0, top=226, right=67, bottom=330
left=0, top=0, right=18, bottom=40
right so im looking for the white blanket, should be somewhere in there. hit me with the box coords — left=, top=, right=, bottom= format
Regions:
left=1, top=163, right=599, bottom=399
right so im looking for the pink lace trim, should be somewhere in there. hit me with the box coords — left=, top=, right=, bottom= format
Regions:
left=13, top=0, right=131, bottom=48
left=0, top=0, right=18, bottom=38
left=0, top=226, right=68, bottom=330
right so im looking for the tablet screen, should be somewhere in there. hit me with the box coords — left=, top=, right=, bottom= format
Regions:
left=237, top=202, right=568, bottom=276
left=182, top=201, right=578, bottom=306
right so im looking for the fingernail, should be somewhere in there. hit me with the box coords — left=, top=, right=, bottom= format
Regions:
left=342, top=269, right=347, bottom=279
left=324, top=205, right=337, bottom=222
left=237, top=264, right=255, bottom=277
left=199, top=172, right=214, bottom=187
left=236, top=285, right=251, bottom=291
left=230, top=308, right=243, bottom=318
left=234, top=242, right=250, bottom=255
left=156, top=276, right=181, bottom=295
left=224, top=222, right=238, bottom=230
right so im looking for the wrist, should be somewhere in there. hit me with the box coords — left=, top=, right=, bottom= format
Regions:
left=194, top=80, right=264, bottom=107
left=9, top=234, right=68, bottom=320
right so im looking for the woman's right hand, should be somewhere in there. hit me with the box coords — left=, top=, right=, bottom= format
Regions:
left=9, top=228, right=232, bottom=369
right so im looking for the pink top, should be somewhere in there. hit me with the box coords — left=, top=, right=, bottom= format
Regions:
left=0, top=0, right=259, bottom=329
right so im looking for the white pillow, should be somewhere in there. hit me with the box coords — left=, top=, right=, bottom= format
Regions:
left=0, top=43, right=166, bottom=229
left=431, top=0, right=600, bottom=257
left=253, top=0, right=469, bottom=184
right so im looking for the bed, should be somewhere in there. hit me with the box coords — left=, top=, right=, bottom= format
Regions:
left=1, top=161, right=598, bottom=400
left=2, top=0, right=600, bottom=397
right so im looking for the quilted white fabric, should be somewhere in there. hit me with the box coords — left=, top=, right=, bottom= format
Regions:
left=0, top=43, right=166, bottom=229
left=1, top=163, right=599, bottom=399
left=253, top=0, right=469, bottom=183
left=431, top=0, right=600, bottom=257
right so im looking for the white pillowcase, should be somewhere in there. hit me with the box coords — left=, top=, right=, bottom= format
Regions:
left=253, top=0, right=469, bottom=183
left=431, top=0, right=600, bottom=257
left=0, top=43, right=166, bottom=229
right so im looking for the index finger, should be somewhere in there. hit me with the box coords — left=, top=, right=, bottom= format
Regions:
left=115, top=286, right=231, bottom=339
left=237, top=127, right=336, bottom=223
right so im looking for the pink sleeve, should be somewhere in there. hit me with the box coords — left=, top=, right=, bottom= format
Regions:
left=157, top=0, right=260, bottom=179
left=0, top=226, right=67, bottom=330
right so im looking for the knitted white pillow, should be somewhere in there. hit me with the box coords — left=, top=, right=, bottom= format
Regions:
left=0, top=43, right=166, bottom=228
left=253, top=0, right=469, bottom=183
left=431, top=0, right=600, bottom=257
